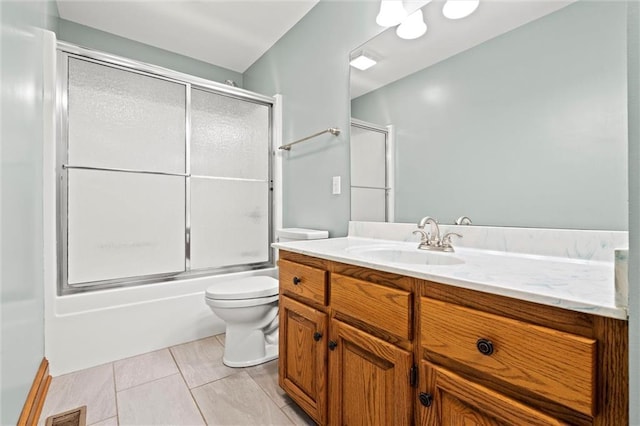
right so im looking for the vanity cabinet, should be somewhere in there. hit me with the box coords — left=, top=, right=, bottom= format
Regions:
left=277, top=251, right=628, bottom=426
left=417, top=361, right=562, bottom=425
left=278, top=256, right=329, bottom=424
left=279, top=296, right=328, bottom=424
left=279, top=251, right=415, bottom=425
left=418, top=281, right=628, bottom=426
left=328, top=319, right=412, bottom=425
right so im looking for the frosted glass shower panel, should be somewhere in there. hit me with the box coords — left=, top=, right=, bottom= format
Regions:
left=191, top=89, right=269, bottom=180
left=190, top=178, right=269, bottom=269
left=350, top=126, right=387, bottom=188
left=67, top=170, right=186, bottom=284
left=67, top=58, right=186, bottom=174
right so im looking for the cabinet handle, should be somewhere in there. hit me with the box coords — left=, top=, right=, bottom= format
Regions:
left=292, top=276, right=302, bottom=285
left=419, top=392, right=433, bottom=407
left=313, top=332, right=323, bottom=342
left=328, top=341, right=338, bottom=351
left=476, top=338, right=494, bottom=356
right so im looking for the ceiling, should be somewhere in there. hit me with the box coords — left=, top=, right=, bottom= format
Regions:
left=351, top=0, right=575, bottom=99
left=56, top=0, right=319, bottom=73
left=56, top=0, right=576, bottom=90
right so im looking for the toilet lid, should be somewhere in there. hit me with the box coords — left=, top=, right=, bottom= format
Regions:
left=205, top=276, right=278, bottom=300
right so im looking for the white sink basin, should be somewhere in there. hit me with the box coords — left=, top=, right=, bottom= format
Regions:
left=346, top=246, right=465, bottom=266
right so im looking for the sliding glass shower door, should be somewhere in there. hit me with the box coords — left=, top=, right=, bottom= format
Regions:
left=189, top=89, right=271, bottom=270
left=58, top=47, right=273, bottom=293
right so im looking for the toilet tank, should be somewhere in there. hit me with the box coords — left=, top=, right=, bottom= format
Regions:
left=276, top=228, right=329, bottom=243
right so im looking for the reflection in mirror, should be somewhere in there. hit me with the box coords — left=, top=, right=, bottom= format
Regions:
left=349, top=0, right=628, bottom=230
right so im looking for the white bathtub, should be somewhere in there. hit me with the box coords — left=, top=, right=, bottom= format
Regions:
left=45, top=268, right=278, bottom=376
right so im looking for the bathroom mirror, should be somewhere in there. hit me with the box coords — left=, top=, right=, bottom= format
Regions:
left=349, top=0, right=628, bottom=230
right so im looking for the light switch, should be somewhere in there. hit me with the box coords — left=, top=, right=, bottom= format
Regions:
left=332, top=176, right=341, bottom=195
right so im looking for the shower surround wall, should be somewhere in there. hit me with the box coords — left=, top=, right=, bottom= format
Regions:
left=44, top=44, right=282, bottom=375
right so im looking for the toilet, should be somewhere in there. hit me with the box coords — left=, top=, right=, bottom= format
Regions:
left=205, top=228, right=328, bottom=367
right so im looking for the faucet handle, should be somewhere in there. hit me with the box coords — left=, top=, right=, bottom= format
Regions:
left=455, top=216, right=472, bottom=225
left=413, top=229, right=428, bottom=242
left=413, top=229, right=430, bottom=249
left=441, top=232, right=463, bottom=252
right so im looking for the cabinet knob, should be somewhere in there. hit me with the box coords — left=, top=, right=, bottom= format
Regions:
left=313, top=332, right=323, bottom=342
left=292, top=276, right=302, bottom=285
left=419, top=392, right=433, bottom=407
left=476, top=338, right=494, bottom=356
left=328, top=341, right=338, bottom=351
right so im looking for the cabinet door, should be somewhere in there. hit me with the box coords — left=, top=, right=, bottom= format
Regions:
left=279, top=296, right=327, bottom=424
left=417, top=362, right=563, bottom=426
left=329, top=319, right=412, bottom=425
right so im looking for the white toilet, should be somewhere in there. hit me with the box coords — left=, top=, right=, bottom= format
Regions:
left=205, top=276, right=279, bottom=367
left=205, top=228, right=328, bottom=368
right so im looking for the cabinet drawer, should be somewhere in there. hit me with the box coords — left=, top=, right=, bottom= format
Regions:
left=332, top=273, right=412, bottom=340
left=279, top=259, right=327, bottom=305
left=421, top=297, right=596, bottom=416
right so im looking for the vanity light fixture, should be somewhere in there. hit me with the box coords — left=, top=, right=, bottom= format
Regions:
left=376, top=0, right=408, bottom=27
left=442, top=0, right=480, bottom=20
left=396, top=9, right=427, bottom=40
left=350, top=52, right=377, bottom=71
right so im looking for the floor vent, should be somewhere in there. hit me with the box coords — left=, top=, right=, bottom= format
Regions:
left=45, top=406, right=86, bottom=426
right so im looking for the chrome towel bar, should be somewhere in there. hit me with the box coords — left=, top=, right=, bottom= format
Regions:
left=278, top=127, right=341, bottom=151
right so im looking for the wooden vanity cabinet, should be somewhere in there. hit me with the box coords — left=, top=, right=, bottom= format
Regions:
left=417, top=361, right=563, bottom=425
left=328, top=319, right=412, bottom=425
left=278, top=254, right=330, bottom=424
left=279, top=296, right=328, bottom=424
left=278, top=251, right=628, bottom=426
left=279, top=251, right=416, bottom=425
left=418, top=281, right=628, bottom=426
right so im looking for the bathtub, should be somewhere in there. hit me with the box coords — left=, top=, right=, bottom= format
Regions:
left=45, top=268, right=278, bottom=376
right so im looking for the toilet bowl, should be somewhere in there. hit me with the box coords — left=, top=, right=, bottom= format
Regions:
left=205, top=276, right=279, bottom=367
left=205, top=228, right=328, bottom=367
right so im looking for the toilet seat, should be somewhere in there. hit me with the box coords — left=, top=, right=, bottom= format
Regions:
left=205, top=294, right=278, bottom=308
left=205, top=276, right=278, bottom=300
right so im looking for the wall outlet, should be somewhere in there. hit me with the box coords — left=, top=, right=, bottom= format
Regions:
left=332, top=176, right=341, bottom=195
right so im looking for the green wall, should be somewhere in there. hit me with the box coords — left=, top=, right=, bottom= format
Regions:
left=352, top=1, right=627, bottom=230
left=57, top=18, right=243, bottom=86
left=244, top=1, right=382, bottom=237
left=1, top=1, right=56, bottom=423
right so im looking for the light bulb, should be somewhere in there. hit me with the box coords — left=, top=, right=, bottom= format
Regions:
left=376, top=0, right=408, bottom=27
left=396, top=9, right=427, bottom=40
left=442, top=0, right=479, bottom=20
left=350, top=54, right=377, bottom=71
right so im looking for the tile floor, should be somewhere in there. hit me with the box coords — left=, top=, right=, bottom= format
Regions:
left=39, top=334, right=316, bottom=425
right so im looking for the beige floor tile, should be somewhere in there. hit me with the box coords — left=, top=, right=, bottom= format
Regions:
left=245, top=360, right=290, bottom=408
left=113, top=348, right=178, bottom=391
left=117, top=373, right=204, bottom=425
left=39, top=363, right=116, bottom=426
left=88, top=416, right=118, bottom=426
left=215, top=333, right=225, bottom=347
left=281, top=403, right=317, bottom=425
left=191, top=371, right=293, bottom=425
left=169, top=336, right=235, bottom=388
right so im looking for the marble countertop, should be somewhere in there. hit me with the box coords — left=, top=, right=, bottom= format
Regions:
left=273, top=237, right=627, bottom=320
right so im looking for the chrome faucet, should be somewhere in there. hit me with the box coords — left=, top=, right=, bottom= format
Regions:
left=414, top=216, right=463, bottom=252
